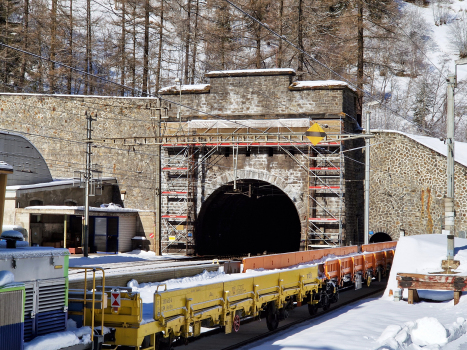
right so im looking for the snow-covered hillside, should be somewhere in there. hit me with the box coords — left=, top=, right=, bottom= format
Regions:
left=366, top=0, right=467, bottom=141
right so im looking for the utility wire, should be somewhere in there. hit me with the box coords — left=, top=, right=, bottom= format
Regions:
left=222, top=0, right=439, bottom=137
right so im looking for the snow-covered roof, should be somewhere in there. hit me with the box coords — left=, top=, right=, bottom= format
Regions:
left=23, top=204, right=139, bottom=213
left=188, top=118, right=310, bottom=129
left=205, top=68, right=296, bottom=78
left=0, top=92, right=159, bottom=101
left=159, top=84, right=210, bottom=95
left=6, top=177, right=116, bottom=191
left=0, top=161, right=13, bottom=173
left=289, top=80, right=357, bottom=92
left=375, top=130, right=467, bottom=168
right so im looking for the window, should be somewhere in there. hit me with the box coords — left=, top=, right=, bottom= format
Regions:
left=29, top=199, right=43, bottom=206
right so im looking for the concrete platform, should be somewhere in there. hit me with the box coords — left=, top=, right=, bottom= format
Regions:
left=68, top=258, right=221, bottom=290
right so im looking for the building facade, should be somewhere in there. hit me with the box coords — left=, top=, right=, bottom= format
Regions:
left=0, top=69, right=364, bottom=254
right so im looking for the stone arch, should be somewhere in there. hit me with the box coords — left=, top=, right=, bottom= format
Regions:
left=370, top=231, right=393, bottom=243
left=372, top=226, right=399, bottom=241
left=202, top=169, right=307, bottom=220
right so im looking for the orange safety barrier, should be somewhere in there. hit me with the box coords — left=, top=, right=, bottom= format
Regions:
left=263, top=254, right=281, bottom=270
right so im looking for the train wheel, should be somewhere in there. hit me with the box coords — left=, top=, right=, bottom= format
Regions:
left=156, top=332, right=174, bottom=350
left=141, top=335, right=151, bottom=349
left=266, top=303, right=279, bottom=331
left=308, top=303, right=318, bottom=315
left=322, top=295, right=331, bottom=311
left=331, top=290, right=339, bottom=303
left=378, top=269, right=382, bottom=282
left=233, top=314, right=241, bottom=332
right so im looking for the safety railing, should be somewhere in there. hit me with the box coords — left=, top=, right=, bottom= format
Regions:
left=68, top=266, right=106, bottom=343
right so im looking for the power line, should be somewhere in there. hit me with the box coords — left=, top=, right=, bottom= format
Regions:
left=221, top=0, right=439, bottom=138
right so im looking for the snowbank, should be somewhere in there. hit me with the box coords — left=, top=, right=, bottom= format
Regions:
left=385, top=234, right=467, bottom=300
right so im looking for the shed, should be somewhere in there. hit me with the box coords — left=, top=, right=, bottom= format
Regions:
left=14, top=205, right=139, bottom=253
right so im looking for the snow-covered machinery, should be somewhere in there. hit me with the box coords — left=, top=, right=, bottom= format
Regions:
left=0, top=237, right=69, bottom=342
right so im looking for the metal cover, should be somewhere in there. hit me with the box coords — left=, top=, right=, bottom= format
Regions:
left=0, top=289, right=23, bottom=326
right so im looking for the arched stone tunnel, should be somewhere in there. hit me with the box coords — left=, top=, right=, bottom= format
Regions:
left=195, top=180, right=301, bottom=256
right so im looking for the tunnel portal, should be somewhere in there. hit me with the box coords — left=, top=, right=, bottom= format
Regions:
left=369, top=232, right=392, bottom=243
left=195, top=180, right=301, bottom=256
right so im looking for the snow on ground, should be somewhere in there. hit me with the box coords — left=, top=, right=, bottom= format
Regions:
left=24, top=319, right=92, bottom=350
left=25, top=234, right=467, bottom=349
left=240, top=234, right=467, bottom=350
left=69, top=250, right=190, bottom=267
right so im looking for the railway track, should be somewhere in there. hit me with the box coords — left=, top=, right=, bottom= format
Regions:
left=68, top=257, right=220, bottom=276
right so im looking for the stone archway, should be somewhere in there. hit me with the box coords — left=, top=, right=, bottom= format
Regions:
left=370, top=231, right=393, bottom=243
left=201, top=169, right=307, bottom=221
left=195, top=178, right=302, bottom=256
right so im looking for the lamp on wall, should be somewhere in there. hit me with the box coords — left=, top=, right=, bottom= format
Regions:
left=120, top=190, right=126, bottom=203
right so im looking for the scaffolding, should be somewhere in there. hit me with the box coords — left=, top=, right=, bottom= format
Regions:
left=98, top=117, right=355, bottom=254
left=306, top=117, right=345, bottom=248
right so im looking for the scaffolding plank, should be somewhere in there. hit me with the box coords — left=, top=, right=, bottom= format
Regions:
left=162, top=167, right=188, bottom=171
left=309, top=186, right=341, bottom=190
left=309, top=217, right=340, bottom=222
left=162, top=215, right=188, bottom=220
left=309, top=167, right=340, bottom=171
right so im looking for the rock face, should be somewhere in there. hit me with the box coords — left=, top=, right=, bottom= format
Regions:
left=0, top=69, right=364, bottom=252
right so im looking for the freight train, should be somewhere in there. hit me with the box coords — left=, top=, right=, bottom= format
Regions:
left=74, top=242, right=396, bottom=350
left=0, top=238, right=396, bottom=350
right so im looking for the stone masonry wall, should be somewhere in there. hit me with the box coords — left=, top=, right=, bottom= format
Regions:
left=370, top=131, right=467, bottom=240
left=0, top=71, right=361, bottom=250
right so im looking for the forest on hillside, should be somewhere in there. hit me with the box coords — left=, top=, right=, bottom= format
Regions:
left=1, top=0, right=467, bottom=140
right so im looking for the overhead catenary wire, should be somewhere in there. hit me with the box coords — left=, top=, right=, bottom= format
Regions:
left=0, top=32, right=375, bottom=190
left=221, top=0, right=441, bottom=138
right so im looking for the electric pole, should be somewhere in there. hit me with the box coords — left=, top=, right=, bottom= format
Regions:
left=150, top=100, right=164, bottom=255
left=364, top=111, right=370, bottom=245
left=84, top=111, right=96, bottom=257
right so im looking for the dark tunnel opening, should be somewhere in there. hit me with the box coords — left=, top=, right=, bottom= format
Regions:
left=195, top=180, right=301, bottom=256
left=369, top=232, right=392, bottom=243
